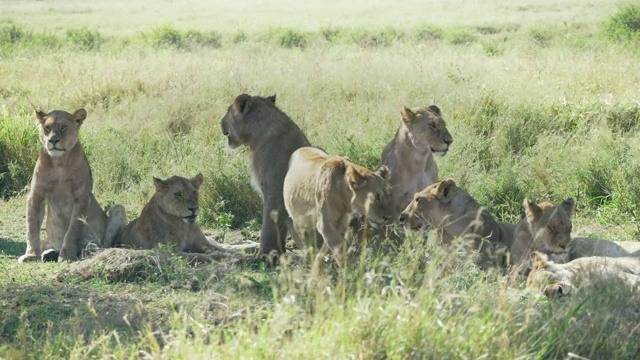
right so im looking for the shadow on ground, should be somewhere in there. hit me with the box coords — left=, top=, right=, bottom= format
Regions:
left=0, top=237, right=25, bottom=257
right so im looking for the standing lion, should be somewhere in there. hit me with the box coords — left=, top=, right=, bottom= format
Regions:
left=220, top=93, right=311, bottom=257
left=20, top=108, right=125, bottom=263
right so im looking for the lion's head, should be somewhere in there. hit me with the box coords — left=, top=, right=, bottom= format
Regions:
left=33, top=109, right=87, bottom=157
left=346, top=164, right=394, bottom=224
left=524, top=198, right=575, bottom=254
left=153, top=173, right=204, bottom=223
left=400, top=105, right=453, bottom=156
left=527, top=252, right=574, bottom=298
left=399, top=179, right=485, bottom=236
left=220, top=93, right=277, bottom=149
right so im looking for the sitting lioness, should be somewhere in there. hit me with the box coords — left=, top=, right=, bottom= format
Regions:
left=117, top=174, right=257, bottom=261
left=527, top=251, right=640, bottom=298
left=398, top=179, right=575, bottom=267
left=220, top=93, right=311, bottom=257
left=381, top=105, right=453, bottom=216
left=20, top=109, right=126, bottom=263
left=283, top=147, right=394, bottom=274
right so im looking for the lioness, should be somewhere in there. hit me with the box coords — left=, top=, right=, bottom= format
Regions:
left=398, top=179, right=574, bottom=267
left=381, top=105, right=453, bottom=215
left=117, top=174, right=257, bottom=262
left=20, top=109, right=126, bottom=263
left=220, top=93, right=311, bottom=257
left=566, top=237, right=640, bottom=260
left=527, top=251, right=640, bottom=298
left=510, top=198, right=575, bottom=264
left=398, top=179, right=510, bottom=266
left=283, top=147, right=394, bottom=273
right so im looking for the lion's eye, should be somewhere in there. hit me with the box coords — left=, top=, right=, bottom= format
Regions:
left=174, top=192, right=182, bottom=198
left=428, top=123, right=437, bottom=130
left=44, top=126, right=51, bottom=132
left=61, top=125, right=67, bottom=132
left=548, top=226, right=557, bottom=234
left=193, top=191, right=198, bottom=199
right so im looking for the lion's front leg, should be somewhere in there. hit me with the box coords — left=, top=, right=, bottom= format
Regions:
left=59, top=196, right=89, bottom=262
left=259, top=193, right=289, bottom=256
left=20, top=191, right=46, bottom=263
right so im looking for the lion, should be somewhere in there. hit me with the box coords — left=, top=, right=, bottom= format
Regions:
left=19, top=109, right=126, bottom=263
left=510, top=198, right=575, bottom=265
left=566, top=237, right=640, bottom=260
left=398, top=179, right=511, bottom=267
left=220, top=93, right=311, bottom=257
left=398, top=179, right=575, bottom=268
left=527, top=251, right=640, bottom=298
left=283, top=147, right=394, bottom=274
left=381, top=105, right=453, bottom=216
left=116, top=173, right=258, bottom=262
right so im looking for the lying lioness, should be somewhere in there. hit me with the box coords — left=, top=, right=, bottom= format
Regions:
left=283, top=147, right=394, bottom=274
left=527, top=251, right=640, bottom=298
left=20, top=108, right=125, bottom=263
left=117, top=174, right=258, bottom=262
left=398, top=179, right=574, bottom=266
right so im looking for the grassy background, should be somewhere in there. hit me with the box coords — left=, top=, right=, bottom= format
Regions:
left=1, top=0, right=640, bottom=358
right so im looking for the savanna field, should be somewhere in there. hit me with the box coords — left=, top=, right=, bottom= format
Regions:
left=1, top=0, right=640, bottom=358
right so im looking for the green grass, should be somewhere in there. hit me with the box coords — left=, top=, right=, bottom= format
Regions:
left=1, top=0, right=640, bottom=358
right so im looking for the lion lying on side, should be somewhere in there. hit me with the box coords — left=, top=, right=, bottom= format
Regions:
left=527, top=251, right=640, bottom=298
left=220, top=93, right=311, bottom=257
left=381, top=105, right=453, bottom=216
left=116, top=174, right=258, bottom=262
left=283, top=147, right=395, bottom=274
left=20, top=108, right=125, bottom=263
left=398, top=179, right=574, bottom=267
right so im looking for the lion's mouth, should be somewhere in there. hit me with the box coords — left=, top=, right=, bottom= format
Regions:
left=183, top=214, right=198, bottom=223
left=431, top=148, right=448, bottom=156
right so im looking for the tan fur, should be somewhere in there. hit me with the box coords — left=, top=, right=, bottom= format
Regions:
left=20, top=109, right=125, bottom=263
left=220, top=93, right=310, bottom=256
left=510, top=198, right=575, bottom=264
left=398, top=179, right=510, bottom=266
left=381, top=105, right=453, bottom=216
left=118, top=174, right=257, bottom=261
left=527, top=252, right=640, bottom=298
left=567, top=237, right=640, bottom=259
left=283, top=147, right=394, bottom=273
left=398, top=180, right=576, bottom=267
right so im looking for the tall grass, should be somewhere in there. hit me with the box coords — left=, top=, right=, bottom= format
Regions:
left=1, top=1, right=640, bottom=358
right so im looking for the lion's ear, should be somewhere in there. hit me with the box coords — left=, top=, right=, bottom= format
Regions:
left=400, top=106, right=416, bottom=124
left=267, top=93, right=276, bottom=104
left=427, top=105, right=441, bottom=116
left=346, top=165, right=367, bottom=191
left=233, top=94, right=252, bottom=114
left=435, top=179, right=456, bottom=202
left=530, top=251, right=549, bottom=270
left=33, top=110, right=48, bottom=125
left=561, top=197, right=575, bottom=218
left=376, top=165, right=390, bottom=181
left=71, top=109, right=87, bottom=126
left=191, top=173, right=204, bottom=189
left=153, top=177, right=168, bottom=192
left=524, top=199, right=542, bottom=223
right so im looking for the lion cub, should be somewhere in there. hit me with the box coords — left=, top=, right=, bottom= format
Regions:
left=284, top=147, right=394, bottom=273
left=381, top=105, right=453, bottom=216
left=20, top=109, right=125, bottom=263
left=527, top=251, right=640, bottom=298
left=117, top=174, right=255, bottom=261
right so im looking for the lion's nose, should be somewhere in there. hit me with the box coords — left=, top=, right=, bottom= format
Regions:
left=49, top=139, right=59, bottom=145
left=398, top=214, right=407, bottom=223
left=188, top=207, right=198, bottom=214
left=445, top=138, right=453, bottom=146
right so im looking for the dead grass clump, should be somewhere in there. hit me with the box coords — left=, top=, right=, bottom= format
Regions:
left=55, top=248, right=179, bottom=283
